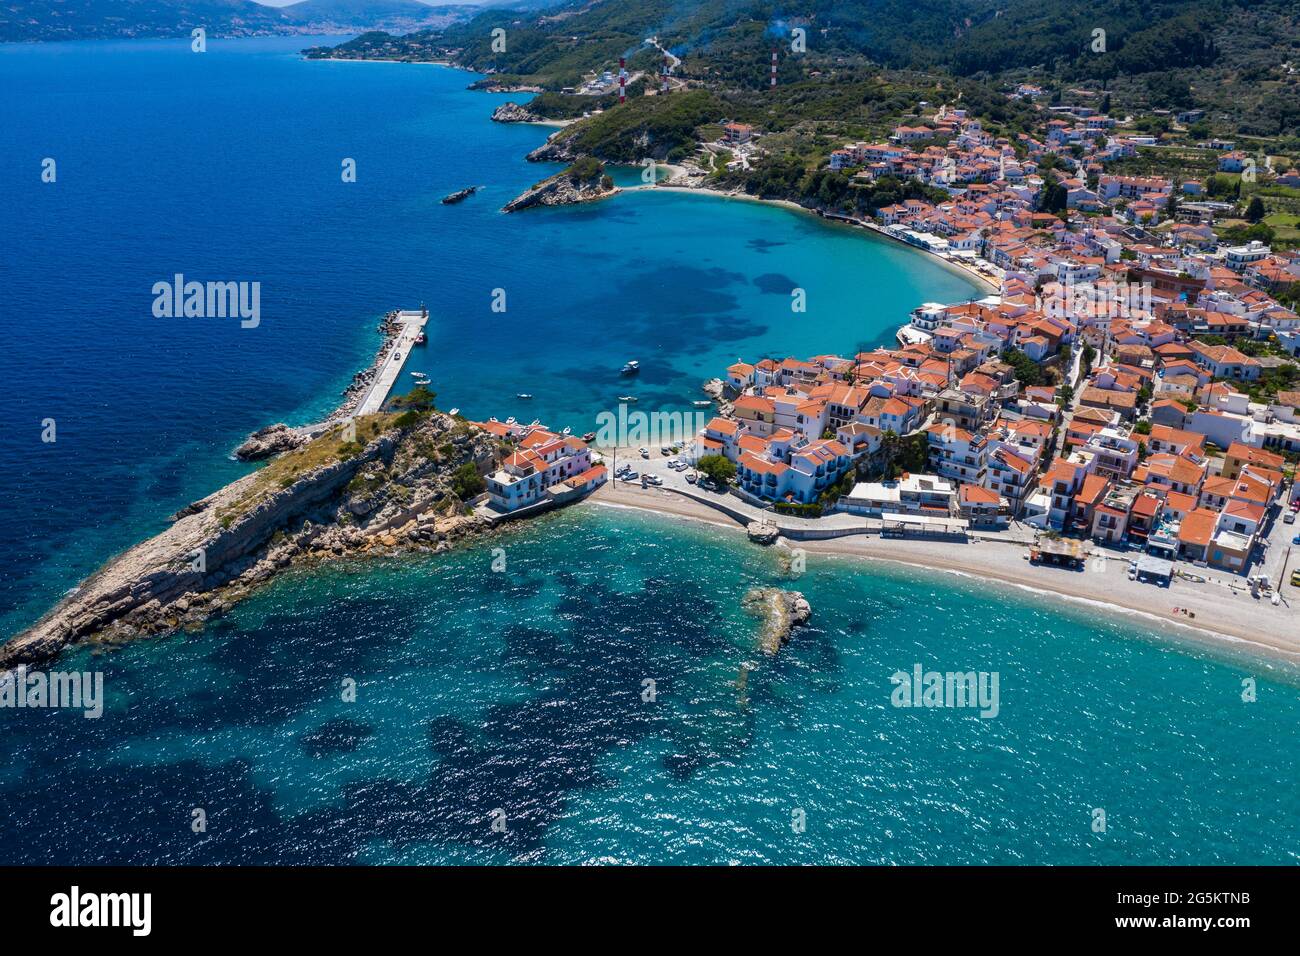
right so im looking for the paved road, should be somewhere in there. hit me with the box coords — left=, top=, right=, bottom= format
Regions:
left=354, top=311, right=428, bottom=417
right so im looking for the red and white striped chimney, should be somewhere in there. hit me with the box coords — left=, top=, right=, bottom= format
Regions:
left=770, top=48, right=777, bottom=89
left=619, top=57, right=626, bottom=104
left=661, top=53, right=669, bottom=93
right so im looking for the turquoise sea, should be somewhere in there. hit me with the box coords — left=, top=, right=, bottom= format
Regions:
left=1, top=36, right=1297, bottom=865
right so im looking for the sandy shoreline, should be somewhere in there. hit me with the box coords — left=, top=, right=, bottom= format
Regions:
left=641, top=183, right=1000, bottom=296
left=585, top=484, right=1300, bottom=668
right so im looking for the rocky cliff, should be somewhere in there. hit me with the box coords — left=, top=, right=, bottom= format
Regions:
left=491, top=101, right=544, bottom=123
left=1, top=411, right=500, bottom=670
left=502, top=159, right=618, bottom=212
left=234, top=422, right=307, bottom=461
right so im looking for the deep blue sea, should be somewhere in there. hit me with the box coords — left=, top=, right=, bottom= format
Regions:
left=1, top=37, right=1297, bottom=865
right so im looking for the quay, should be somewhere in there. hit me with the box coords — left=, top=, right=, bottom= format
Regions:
left=354, top=309, right=429, bottom=417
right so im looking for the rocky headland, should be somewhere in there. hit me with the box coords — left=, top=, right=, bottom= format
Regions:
left=0, top=408, right=502, bottom=671
left=234, top=423, right=307, bottom=461
left=503, top=157, right=619, bottom=212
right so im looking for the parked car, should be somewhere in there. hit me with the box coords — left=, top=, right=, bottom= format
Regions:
left=1285, top=511, right=1296, bottom=524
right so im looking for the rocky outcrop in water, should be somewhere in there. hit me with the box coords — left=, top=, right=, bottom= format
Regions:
left=747, top=521, right=780, bottom=545
left=491, top=102, right=543, bottom=123
left=234, top=423, right=306, bottom=461
left=503, top=159, right=618, bottom=212
left=742, top=588, right=811, bottom=655
left=0, top=412, right=501, bottom=671
left=702, top=378, right=735, bottom=416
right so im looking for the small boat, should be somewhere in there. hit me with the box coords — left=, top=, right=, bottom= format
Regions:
left=620, top=360, right=640, bottom=375
left=506, top=417, right=516, bottom=425
left=441, top=186, right=480, bottom=204
left=692, top=400, right=712, bottom=407
left=415, top=332, right=427, bottom=345
left=517, top=393, right=533, bottom=399
left=562, top=426, right=572, bottom=435
left=581, top=431, right=596, bottom=443
left=449, top=408, right=460, bottom=416
left=618, top=395, right=637, bottom=403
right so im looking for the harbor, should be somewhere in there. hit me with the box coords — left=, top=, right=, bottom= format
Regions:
left=353, top=308, right=429, bottom=417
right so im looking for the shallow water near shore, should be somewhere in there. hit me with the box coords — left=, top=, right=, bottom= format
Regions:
left=1, top=507, right=1297, bottom=865
left=3, top=36, right=1299, bottom=866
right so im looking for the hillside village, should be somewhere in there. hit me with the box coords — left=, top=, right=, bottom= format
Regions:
left=676, top=102, right=1299, bottom=583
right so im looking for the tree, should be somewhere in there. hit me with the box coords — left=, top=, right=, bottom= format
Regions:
left=1001, top=347, right=1045, bottom=388
left=899, top=433, right=929, bottom=474
left=1244, top=196, right=1266, bottom=224
left=1081, top=342, right=1097, bottom=377
left=696, top=454, right=736, bottom=485
left=878, top=429, right=902, bottom=478
left=392, top=384, right=436, bottom=412
left=451, top=462, right=484, bottom=499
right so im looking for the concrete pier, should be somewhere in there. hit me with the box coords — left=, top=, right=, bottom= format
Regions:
left=354, top=309, right=429, bottom=417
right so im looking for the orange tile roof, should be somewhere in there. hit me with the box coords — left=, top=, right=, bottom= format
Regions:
left=1178, top=508, right=1217, bottom=547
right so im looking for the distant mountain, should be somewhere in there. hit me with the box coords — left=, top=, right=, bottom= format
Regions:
left=280, top=0, right=463, bottom=31
left=0, top=0, right=474, bottom=42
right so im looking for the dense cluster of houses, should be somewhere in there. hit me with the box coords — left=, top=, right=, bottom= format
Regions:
left=831, top=103, right=1299, bottom=244
left=691, top=119, right=1300, bottom=573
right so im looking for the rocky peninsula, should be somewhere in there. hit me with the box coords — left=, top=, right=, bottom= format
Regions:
left=503, top=157, right=619, bottom=212
left=0, top=405, right=501, bottom=671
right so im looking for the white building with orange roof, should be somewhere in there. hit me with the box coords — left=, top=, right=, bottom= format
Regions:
left=725, top=362, right=755, bottom=391
left=984, top=444, right=1036, bottom=514
left=1138, top=452, right=1205, bottom=497
left=485, top=424, right=597, bottom=512
left=695, top=416, right=740, bottom=460
left=1143, top=424, right=1205, bottom=459
left=958, top=483, right=1007, bottom=527
left=925, top=422, right=988, bottom=485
